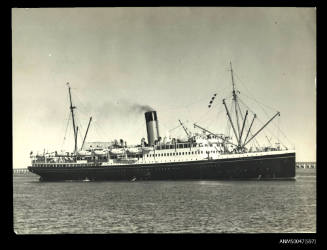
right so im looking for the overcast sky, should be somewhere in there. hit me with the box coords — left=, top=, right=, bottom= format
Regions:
left=12, top=7, right=316, bottom=168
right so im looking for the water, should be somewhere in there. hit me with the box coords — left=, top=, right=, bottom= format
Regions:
left=13, top=169, right=316, bottom=234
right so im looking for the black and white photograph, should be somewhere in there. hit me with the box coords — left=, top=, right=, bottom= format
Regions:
left=12, top=7, right=316, bottom=236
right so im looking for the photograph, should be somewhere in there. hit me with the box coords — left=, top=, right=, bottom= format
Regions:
left=12, top=7, right=316, bottom=235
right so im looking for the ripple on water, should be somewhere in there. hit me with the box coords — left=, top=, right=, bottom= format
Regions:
left=13, top=171, right=316, bottom=234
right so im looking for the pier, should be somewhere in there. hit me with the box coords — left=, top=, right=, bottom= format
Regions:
left=296, top=162, right=316, bottom=169
left=13, top=168, right=36, bottom=176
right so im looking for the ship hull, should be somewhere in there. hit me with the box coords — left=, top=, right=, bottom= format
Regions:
left=28, top=152, right=295, bottom=181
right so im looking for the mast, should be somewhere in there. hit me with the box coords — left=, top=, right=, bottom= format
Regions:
left=219, top=62, right=281, bottom=151
left=81, top=117, right=92, bottom=150
left=67, top=82, right=77, bottom=153
left=230, top=62, right=241, bottom=140
left=75, top=126, right=79, bottom=153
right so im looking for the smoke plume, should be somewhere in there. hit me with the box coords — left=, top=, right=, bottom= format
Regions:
left=86, top=99, right=155, bottom=122
left=130, top=104, right=154, bottom=113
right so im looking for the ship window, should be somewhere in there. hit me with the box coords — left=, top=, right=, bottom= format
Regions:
left=182, top=152, right=184, bottom=155
left=170, top=145, right=174, bottom=149
left=188, top=152, right=191, bottom=155
left=201, top=151, right=203, bottom=154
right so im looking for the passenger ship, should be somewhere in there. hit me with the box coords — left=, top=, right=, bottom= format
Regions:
left=28, top=63, right=296, bottom=181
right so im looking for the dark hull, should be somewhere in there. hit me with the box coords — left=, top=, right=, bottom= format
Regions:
left=28, top=152, right=295, bottom=181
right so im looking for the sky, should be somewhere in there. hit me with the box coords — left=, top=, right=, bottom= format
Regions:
left=12, top=7, right=316, bottom=168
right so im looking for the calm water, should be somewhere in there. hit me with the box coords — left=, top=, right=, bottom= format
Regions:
left=13, top=169, right=316, bottom=234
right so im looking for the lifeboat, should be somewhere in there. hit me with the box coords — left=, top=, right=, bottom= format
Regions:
left=141, top=147, right=152, bottom=153
left=110, top=148, right=125, bottom=155
left=77, top=150, right=92, bottom=156
left=94, top=149, right=108, bottom=155
left=126, top=147, right=142, bottom=154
